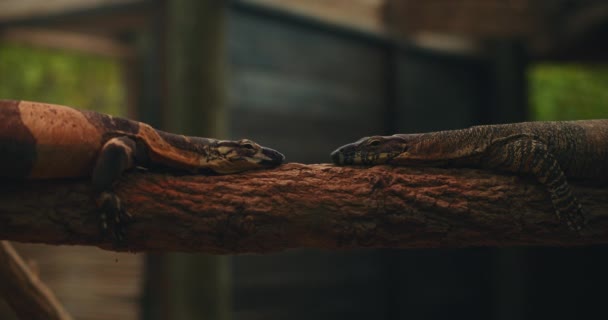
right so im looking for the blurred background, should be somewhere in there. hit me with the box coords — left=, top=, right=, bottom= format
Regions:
left=1, top=0, right=608, bottom=319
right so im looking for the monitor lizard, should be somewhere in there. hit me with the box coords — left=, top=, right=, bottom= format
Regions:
left=330, top=120, right=608, bottom=231
left=0, top=99, right=285, bottom=241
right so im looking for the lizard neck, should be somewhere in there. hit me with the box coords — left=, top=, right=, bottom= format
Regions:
left=137, top=125, right=217, bottom=171
left=392, top=126, right=494, bottom=166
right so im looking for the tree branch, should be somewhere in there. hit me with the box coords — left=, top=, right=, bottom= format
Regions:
left=0, top=163, right=607, bottom=252
left=0, top=241, right=73, bottom=320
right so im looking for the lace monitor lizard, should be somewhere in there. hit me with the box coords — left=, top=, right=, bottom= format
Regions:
left=331, top=120, right=608, bottom=231
left=0, top=99, right=285, bottom=240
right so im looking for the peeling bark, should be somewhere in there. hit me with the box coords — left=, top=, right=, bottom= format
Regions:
left=0, top=163, right=606, bottom=253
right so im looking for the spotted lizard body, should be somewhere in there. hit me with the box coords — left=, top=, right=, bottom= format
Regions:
left=331, top=120, right=608, bottom=230
left=0, top=100, right=285, bottom=240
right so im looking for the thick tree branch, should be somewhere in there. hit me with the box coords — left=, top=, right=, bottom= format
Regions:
left=0, top=163, right=607, bottom=252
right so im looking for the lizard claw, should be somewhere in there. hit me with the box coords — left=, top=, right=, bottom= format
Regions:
left=548, top=190, right=586, bottom=233
left=555, top=203, right=586, bottom=233
left=97, top=191, right=133, bottom=245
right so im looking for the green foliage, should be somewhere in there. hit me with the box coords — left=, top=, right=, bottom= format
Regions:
left=0, top=42, right=125, bottom=116
left=529, top=64, right=608, bottom=121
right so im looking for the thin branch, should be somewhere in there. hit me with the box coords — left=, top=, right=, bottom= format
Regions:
left=0, top=163, right=607, bottom=252
left=0, top=241, right=73, bottom=320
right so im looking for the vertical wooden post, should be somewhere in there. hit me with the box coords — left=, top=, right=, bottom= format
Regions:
left=137, top=3, right=171, bottom=319
left=166, top=0, right=227, bottom=137
left=486, top=40, right=529, bottom=123
left=485, top=39, right=529, bottom=320
left=165, top=1, right=231, bottom=319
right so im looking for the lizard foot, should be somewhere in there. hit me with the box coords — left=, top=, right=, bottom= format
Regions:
left=96, top=191, right=133, bottom=245
left=553, top=198, right=586, bottom=232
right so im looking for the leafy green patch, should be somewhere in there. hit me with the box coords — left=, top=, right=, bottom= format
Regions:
left=530, top=64, right=608, bottom=120
left=0, top=42, right=125, bottom=116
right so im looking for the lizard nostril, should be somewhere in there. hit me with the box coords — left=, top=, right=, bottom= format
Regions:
left=331, top=150, right=343, bottom=164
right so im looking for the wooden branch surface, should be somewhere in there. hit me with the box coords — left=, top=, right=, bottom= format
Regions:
left=0, top=163, right=607, bottom=253
left=0, top=241, right=73, bottom=320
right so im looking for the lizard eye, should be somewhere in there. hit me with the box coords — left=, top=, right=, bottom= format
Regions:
left=242, top=142, right=256, bottom=150
left=368, top=139, right=381, bottom=146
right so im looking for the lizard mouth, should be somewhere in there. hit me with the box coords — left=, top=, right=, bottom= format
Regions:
left=331, top=150, right=397, bottom=165
left=331, top=150, right=362, bottom=165
left=330, top=149, right=345, bottom=165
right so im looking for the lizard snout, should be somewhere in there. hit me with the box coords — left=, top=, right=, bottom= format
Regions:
left=330, top=148, right=344, bottom=165
left=259, top=147, right=285, bottom=166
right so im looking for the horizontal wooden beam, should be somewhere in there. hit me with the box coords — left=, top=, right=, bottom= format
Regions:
left=241, top=0, right=387, bottom=35
left=0, top=164, right=606, bottom=253
left=0, top=28, right=135, bottom=58
left=0, top=0, right=140, bottom=21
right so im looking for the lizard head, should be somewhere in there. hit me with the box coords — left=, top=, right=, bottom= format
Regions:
left=332, top=132, right=483, bottom=167
left=330, top=135, right=408, bottom=165
left=208, top=139, right=285, bottom=174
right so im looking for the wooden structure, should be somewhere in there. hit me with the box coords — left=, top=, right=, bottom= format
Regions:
left=1, top=1, right=608, bottom=320
left=385, top=0, right=608, bottom=60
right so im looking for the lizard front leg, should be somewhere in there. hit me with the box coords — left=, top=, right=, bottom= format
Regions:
left=92, top=136, right=136, bottom=242
left=483, top=137, right=586, bottom=231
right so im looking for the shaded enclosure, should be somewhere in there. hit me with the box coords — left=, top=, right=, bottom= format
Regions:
left=1, top=1, right=608, bottom=320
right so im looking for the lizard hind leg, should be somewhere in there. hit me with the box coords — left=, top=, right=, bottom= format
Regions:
left=484, top=138, right=586, bottom=231
left=92, top=136, right=137, bottom=243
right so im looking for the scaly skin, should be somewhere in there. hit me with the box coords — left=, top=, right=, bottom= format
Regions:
left=0, top=100, right=285, bottom=241
left=331, top=120, right=608, bottom=230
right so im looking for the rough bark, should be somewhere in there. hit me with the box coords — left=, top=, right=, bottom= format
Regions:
left=0, top=163, right=607, bottom=253
left=0, top=241, right=73, bottom=320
